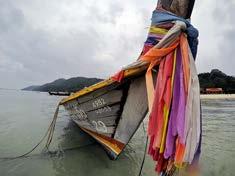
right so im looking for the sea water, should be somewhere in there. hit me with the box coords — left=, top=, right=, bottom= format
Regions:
left=0, top=89, right=234, bottom=176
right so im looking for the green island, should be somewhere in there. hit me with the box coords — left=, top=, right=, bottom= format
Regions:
left=199, top=69, right=235, bottom=94
left=22, top=77, right=102, bottom=93
left=22, top=69, right=235, bottom=94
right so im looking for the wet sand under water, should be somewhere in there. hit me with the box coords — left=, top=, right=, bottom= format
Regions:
left=0, top=90, right=234, bottom=176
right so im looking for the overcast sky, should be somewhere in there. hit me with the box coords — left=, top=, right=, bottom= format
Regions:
left=0, top=0, right=234, bottom=89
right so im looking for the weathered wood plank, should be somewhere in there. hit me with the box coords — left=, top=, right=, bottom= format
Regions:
left=71, top=118, right=115, bottom=137
left=114, top=75, right=148, bottom=144
left=64, top=93, right=122, bottom=130
left=70, top=113, right=118, bottom=126
left=64, top=103, right=120, bottom=121
left=66, top=109, right=118, bottom=133
left=64, top=90, right=123, bottom=112
left=66, top=103, right=119, bottom=123
left=64, top=97, right=121, bottom=138
left=158, top=0, right=195, bottom=19
left=86, top=104, right=120, bottom=119
left=76, top=83, right=120, bottom=104
left=88, top=115, right=118, bottom=126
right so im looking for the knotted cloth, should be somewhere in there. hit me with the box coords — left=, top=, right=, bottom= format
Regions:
left=138, top=9, right=201, bottom=175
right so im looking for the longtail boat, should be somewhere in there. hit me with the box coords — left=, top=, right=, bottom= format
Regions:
left=60, top=63, right=149, bottom=159
left=53, top=1, right=200, bottom=170
left=48, top=91, right=71, bottom=96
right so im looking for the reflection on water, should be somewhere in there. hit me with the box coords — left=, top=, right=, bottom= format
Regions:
left=0, top=90, right=234, bottom=176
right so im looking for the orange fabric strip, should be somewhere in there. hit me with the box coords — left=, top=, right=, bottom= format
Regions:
left=141, top=40, right=179, bottom=62
left=145, top=59, right=161, bottom=110
left=180, top=34, right=190, bottom=95
left=140, top=39, right=180, bottom=110
left=175, top=138, right=186, bottom=167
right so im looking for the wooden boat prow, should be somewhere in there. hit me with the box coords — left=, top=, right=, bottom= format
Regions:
left=60, top=62, right=149, bottom=159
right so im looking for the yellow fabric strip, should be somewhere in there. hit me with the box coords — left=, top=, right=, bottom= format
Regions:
left=149, top=27, right=168, bottom=35
left=159, top=49, right=177, bottom=153
left=160, top=104, right=169, bottom=153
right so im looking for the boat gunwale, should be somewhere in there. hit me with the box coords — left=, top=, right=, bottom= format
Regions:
left=59, top=62, right=148, bottom=105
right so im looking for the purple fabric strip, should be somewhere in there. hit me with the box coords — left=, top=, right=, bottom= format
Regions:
left=176, top=49, right=186, bottom=144
left=164, top=47, right=181, bottom=158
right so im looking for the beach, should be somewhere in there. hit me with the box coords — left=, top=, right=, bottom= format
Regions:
left=200, top=94, right=235, bottom=100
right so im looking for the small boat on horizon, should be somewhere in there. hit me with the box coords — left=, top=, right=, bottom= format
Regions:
left=48, top=91, right=71, bottom=96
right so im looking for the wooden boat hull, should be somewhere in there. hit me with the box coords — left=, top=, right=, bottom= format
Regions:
left=62, top=73, right=148, bottom=159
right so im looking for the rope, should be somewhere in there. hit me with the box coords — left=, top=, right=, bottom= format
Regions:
left=0, top=144, right=95, bottom=161
left=0, top=104, right=60, bottom=160
left=44, top=104, right=60, bottom=150
left=137, top=122, right=177, bottom=176
left=138, top=122, right=149, bottom=176
left=138, top=120, right=181, bottom=176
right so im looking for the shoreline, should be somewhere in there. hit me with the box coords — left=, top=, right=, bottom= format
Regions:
left=200, top=94, right=235, bottom=100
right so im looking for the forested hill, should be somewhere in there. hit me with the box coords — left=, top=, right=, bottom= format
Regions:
left=22, top=69, right=235, bottom=93
left=199, top=69, right=235, bottom=92
left=22, top=77, right=103, bottom=92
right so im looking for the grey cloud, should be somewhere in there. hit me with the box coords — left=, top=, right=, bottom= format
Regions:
left=212, top=0, right=235, bottom=24
left=0, top=0, right=156, bottom=89
left=212, top=0, right=235, bottom=75
left=0, top=0, right=234, bottom=89
left=192, top=0, right=235, bottom=76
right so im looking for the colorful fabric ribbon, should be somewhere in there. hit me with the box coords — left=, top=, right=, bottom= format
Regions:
left=111, top=8, right=201, bottom=175
left=139, top=9, right=201, bottom=175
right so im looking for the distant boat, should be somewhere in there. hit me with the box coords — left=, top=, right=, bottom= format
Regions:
left=48, top=91, right=71, bottom=96
left=205, top=88, right=223, bottom=94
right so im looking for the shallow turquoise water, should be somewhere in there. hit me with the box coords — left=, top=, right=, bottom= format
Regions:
left=0, top=90, right=234, bottom=176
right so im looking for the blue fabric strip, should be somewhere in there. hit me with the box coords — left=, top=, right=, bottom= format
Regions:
left=151, top=10, right=199, bottom=59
